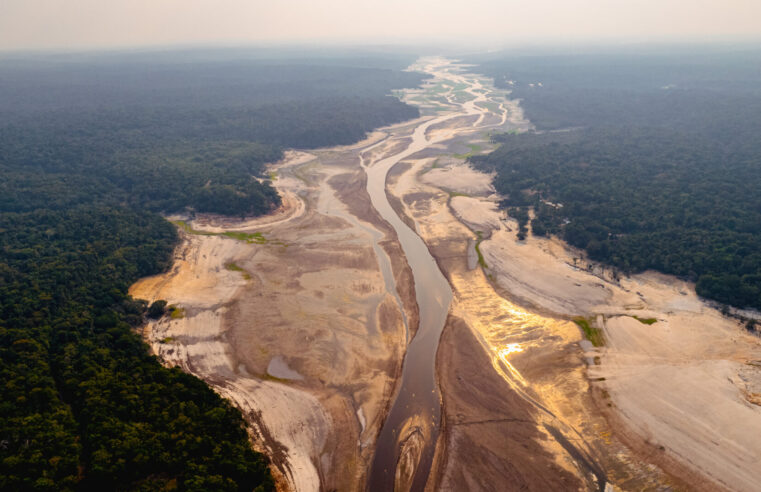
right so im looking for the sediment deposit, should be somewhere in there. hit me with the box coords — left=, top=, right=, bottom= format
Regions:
left=131, top=57, right=761, bottom=492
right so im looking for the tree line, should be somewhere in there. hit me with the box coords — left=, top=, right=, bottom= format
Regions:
left=468, top=48, right=761, bottom=310
left=0, top=51, right=425, bottom=489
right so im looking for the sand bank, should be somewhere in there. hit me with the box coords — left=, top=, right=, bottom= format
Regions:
left=131, top=143, right=416, bottom=490
left=422, top=152, right=761, bottom=490
left=126, top=55, right=761, bottom=492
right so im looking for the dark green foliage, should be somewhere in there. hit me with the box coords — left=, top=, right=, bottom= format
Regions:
left=0, top=130, right=283, bottom=217
left=473, top=127, right=761, bottom=310
left=0, top=207, right=273, bottom=490
left=0, top=54, right=424, bottom=116
left=147, top=300, right=168, bottom=319
left=0, top=51, right=424, bottom=489
left=0, top=56, right=423, bottom=217
left=507, top=208, right=529, bottom=240
left=469, top=47, right=761, bottom=310
left=468, top=47, right=761, bottom=133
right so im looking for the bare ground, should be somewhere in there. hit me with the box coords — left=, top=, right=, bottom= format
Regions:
left=131, top=141, right=419, bottom=491
left=388, top=151, right=680, bottom=490
left=418, top=153, right=761, bottom=491
left=127, top=56, right=761, bottom=492
left=429, top=316, right=582, bottom=491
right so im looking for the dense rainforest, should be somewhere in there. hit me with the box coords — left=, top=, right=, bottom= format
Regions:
left=0, top=49, right=424, bottom=490
left=468, top=47, right=761, bottom=310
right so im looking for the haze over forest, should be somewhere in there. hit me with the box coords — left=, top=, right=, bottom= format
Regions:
left=2, top=0, right=761, bottom=50
left=3, top=1, right=761, bottom=492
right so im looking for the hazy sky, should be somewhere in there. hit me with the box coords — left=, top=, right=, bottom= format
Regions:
left=2, top=0, right=760, bottom=51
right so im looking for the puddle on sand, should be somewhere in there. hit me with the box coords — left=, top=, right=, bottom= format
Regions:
left=267, top=355, right=304, bottom=381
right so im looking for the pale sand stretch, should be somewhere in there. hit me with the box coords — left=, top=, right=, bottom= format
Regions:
left=130, top=56, right=761, bottom=491
left=388, top=157, right=668, bottom=490
left=129, top=153, right=329, bottom=491
left=131, top=142, right=416, bottom=491
left=384, top=59, right=667, bottom=489
left=436, top=162, right=761, bottom=491
left=129, top=57, right=573, bottom=491
left=398, top=63, right=761, bottom=488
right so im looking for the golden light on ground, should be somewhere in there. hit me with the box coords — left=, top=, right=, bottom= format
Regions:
left=495, top=344, right=527, bottom=388
left=448, top=270, right=565, bottom=391
left=499, top=343, right=523, bottom=358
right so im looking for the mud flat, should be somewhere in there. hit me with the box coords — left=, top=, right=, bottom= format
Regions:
left=365, top=57, right=552, bottom=490
left=130, top=55, right=761, bottom=492
left=385, top=57, right=761, bottom=491
left=131, top=139, right=419, bottom=490
left=128, top=56, right=559, bottom=491
left=461, top=185, right=761, bottom=491
left=388, top=155, right=672, bottom=491
left=408, top=145, right=761, bottom=489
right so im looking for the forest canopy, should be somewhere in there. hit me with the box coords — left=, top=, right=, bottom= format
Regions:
left=0, top=50, right=424, bottom=490
left=0, top=52, right=424, bottom=217
left=468, top=46, right=761, bottom=310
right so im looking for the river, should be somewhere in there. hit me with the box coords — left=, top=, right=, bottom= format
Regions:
left=365, top=58, right=496, bottom=491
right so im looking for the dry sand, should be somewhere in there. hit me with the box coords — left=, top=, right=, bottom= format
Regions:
left=401, top=60, right=761, bottom=491
left=128, top=57, right=555, bottom=491
left=421, top=162, right=496, bottom=196
left=388, top=153, right=672, bottom=491
left=129, top=55, right=761, bottom=492
left=419, top=153, right=761, bottom=491
left=430, top=316, right=583, bottom=491
left=131, top=143, right=416, bottom=491
left=130, top=232, right=331, bottom=492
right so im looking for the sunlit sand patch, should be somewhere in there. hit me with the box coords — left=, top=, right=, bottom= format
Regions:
left=384, top=68, right=674, bottom=487
left=451, top=268, right=571, bottom=393
left=499, top=342, right=524, bottom=357
left=431, top=113, right=761, bottom=489
left=129, top=55, right=696, bottom=491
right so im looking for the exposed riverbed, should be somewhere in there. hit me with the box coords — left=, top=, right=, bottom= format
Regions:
left=130, top=56, right=761, bottom=492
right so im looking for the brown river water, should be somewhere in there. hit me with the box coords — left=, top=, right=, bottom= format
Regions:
left=365, top=58, right=495, bottom=491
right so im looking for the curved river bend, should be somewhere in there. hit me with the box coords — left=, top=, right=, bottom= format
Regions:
left=365, top=58, right=491, bottom=491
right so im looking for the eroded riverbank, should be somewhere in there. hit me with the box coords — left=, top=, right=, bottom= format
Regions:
left=130, top=137, right=419, bottom=490
left=131, top=56, right=761, bottom=492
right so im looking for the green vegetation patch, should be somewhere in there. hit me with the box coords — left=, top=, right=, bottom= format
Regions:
left=429, top=83, right=452, bottom=94
left=430, top=95, right=451, bottom=106
left=173, top=220, right=213, bottom=236
left=474, top=231, right=488, bottom=269
left=223, top=231, right=267, bottom=244
left=447, top=191, right=470, bottom=198
left=476, top=101, right=502, bottom=114
left=419, top=159, right=445, bottom=176
left=574, top=317, right=605, bottom=347
left=225, top=262, right=252, bottom=280
left=169, top=306, right=186, bottom=319
left=454, top=143, right=483, bottom=159
left=633, top=315, right=658, bottom=325
left=452, top=90, right=476, bottom=104
left=173, top=220, right=270, bottom=244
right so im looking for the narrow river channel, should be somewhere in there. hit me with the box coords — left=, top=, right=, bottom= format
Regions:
left=365, top=59, right=489, bottom=491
